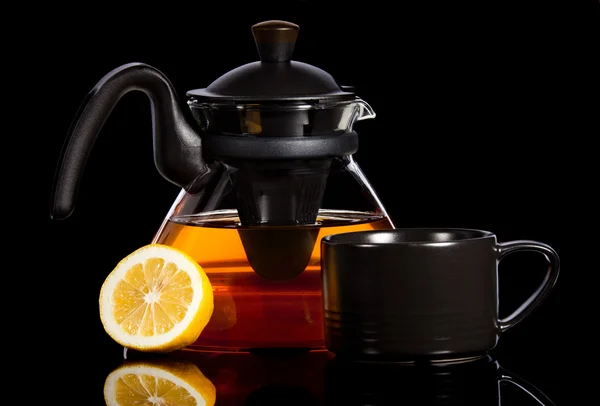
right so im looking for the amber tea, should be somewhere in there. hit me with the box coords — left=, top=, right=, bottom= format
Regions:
left=154, top=209, right=393, bottom=351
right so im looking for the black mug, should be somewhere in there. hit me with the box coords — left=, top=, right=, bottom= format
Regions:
left=321, top=228, right=560, bottom=360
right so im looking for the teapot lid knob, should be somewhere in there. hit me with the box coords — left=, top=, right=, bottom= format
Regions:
left=251, top=20, right=299, bottom=62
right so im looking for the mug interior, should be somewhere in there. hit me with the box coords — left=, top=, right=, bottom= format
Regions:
left=322, top=228, right=494, bottom=245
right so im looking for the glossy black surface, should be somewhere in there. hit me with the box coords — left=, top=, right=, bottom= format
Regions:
left=321, top=229, right=559, bottom=360
left=72, top=346, right=561, bottom=405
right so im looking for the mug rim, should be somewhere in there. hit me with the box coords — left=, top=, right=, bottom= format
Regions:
left=321, top=227, right=495, bottom=247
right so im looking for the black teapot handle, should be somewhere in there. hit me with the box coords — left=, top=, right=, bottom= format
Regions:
left=51, top=62, right=205, bottom=220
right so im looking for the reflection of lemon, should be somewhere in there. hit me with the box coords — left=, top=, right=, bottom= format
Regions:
left=99, top=244, right=214, bottom=352
left=104, top=360, right=216, bottom=405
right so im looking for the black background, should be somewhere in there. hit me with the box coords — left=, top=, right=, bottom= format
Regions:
left=22, top=0, right=593, bottom=404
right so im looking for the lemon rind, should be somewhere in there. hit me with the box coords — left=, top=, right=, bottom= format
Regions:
left=99, top=244, right=210, bottom=350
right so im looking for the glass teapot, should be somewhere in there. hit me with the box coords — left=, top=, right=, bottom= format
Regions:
left=51, top=20, right=394, bottom=351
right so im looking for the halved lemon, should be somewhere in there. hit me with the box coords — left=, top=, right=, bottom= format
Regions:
left=99, top=244, right=214, bottom=352
left=104, top=360, right=216, bottom=405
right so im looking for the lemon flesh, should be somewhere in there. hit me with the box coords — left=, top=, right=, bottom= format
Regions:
left=99, top=244, right=214, bottom=352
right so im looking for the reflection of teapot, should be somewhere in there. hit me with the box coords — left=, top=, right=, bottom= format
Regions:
left=124, top=349, right=332, bottom=405
left=104, top=359, right=216, bottom=406
left=197, top=350, right=330, bottom=405
left=324, top=355, right=556, bottom=405
left=50, top=20, right=394, bottom=351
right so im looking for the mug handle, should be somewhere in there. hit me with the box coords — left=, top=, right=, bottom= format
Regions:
left=496, top=240, right=560, bottom=332
left=497, top=367, right=556, bottom=405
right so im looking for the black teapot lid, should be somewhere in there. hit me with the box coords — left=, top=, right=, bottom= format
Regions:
left=186, top=20, right=356, bottom=103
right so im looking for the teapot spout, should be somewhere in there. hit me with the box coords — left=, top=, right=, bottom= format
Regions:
left=51, top=63, right=206, bottom=220
left=356, top=98, right=376, bottom=121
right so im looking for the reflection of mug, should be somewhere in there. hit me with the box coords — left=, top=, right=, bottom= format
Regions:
left=324, top=355, right=556, bottom=405
left=321, top=228, right=560, bottom=360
